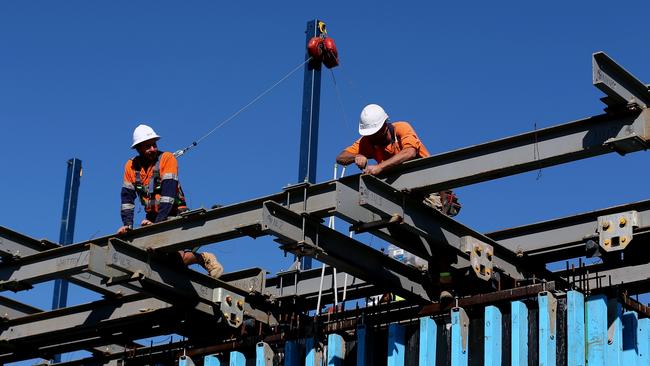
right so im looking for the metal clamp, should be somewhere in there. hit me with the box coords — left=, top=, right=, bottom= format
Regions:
left=597, top=211, right=638, bottom=251
left=460, top=237, right=494, bottom=281
left=214, top=288, right=245, bottom=328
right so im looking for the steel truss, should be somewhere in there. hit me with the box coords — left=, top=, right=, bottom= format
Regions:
left=0, top=51, right=649, bottom=363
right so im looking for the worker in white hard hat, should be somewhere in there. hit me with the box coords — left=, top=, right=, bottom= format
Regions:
left=336, top=104, right=430, bottom=175
left=336, top=104, right=458, bottom=302
left=118, top=124, right=224, bottom=279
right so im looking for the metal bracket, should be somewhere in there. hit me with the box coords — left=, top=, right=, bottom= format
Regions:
left=214, top=288, right=245, bottom=328
left=460, top=237, right=494, bottom=281
left=451, top=307, right=469, bottom=353
left=597, top=211, right=638, bottom=251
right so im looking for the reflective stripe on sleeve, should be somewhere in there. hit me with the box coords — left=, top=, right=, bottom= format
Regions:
left=121, top=203, right=135, bottom=210
left=161, top=173, right=178, bottom=181
left=159, top=196, right=175, bottom=204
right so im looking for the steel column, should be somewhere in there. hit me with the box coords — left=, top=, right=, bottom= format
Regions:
left=306, top=337, right=321, bottom=366
left=230, top=351, right=246, bottom=366
left=587, top=295, right=608, bottom=366
left=327, top=333, right=345, bottom=366
left=357, top=325, right=369, bottom=366
left=284, top=340, right=300, bottom=366
left=387, top=323, right=405, bottom=366
left=179, top=355, right=196, bottom=366
left=538, top=291, right=556, bottom=366
left=256, top=342, right=273, bottom=366
left=484, top=305, right=502, bottom=366
left=204, top=355, right=222, bottom=366
left=622, top=311, right=639, bottom=364
left=511, top=300, right=528, bottom=365
left=419, top=317, right=437, bottom=366
left=608, top=299, right=623, bottom=365
left=639, top=318, right=650, bottom=364
left=451, top=307, right=469, bottom=366
left=567, top=291, right=585, bottom=365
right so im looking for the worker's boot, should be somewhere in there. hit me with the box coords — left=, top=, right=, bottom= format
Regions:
left=200, top=252, right=224, bottom=279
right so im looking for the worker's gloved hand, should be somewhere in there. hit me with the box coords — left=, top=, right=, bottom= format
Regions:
left=141, top=219, right=153, bottom=226
left=117, top=225, right=132, bottom=235
left=354, top=155, right=368, bottom=170
left=363, top=164, right=383, bottom=176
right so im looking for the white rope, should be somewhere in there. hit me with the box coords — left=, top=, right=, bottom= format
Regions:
left=174, top=57, right=312, bottom=158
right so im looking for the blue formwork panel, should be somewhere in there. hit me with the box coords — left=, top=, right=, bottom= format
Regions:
left=511, top=301, right=528, bottom=365
left=419, top=317, right=437, bottom=366
left=306, top=337, right=319, bottom=366
left=328, top=333, right=345, bottom=366
left=257, top=342, right=273, bottom=366
left=204, top=355, right=221, bottom=366
left=451, top=307, right=469, bottom=366
left=607, top=299, right=623, bottom=366
left=388, top=323, right=406, bottom=366
left=357, top=325, right=368, bottom=366
left=484, top=305, right=502, bottom=366
left=230, top=351, right=246, bottom=366
left=179, top=355, right=196, bottom=366
left=586, top=295, right=607, bottom=366
left=567, top=291, right=585, bottom=366
left=284, top=341, right=300, bottom=366
left=621, top=311, right=639, bottom=364
left=538, top=291, right=556, bottom=366
left=639, top=318, right=650, bottom=364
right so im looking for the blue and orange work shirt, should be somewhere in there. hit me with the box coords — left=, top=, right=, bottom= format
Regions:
left=120, top=151, right=187, bottom=227
left=344, top=121, right=430, bottom=162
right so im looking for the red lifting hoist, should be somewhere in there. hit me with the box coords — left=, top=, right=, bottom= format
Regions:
left=306, top=23, right=339, bottom=68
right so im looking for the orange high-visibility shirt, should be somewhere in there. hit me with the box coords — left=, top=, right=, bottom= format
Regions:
left=344, top=121, right=429, bottom=163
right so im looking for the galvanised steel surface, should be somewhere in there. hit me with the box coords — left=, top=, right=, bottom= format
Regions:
left=486, top=198, right=650, bottom=262
left=593, top=51, right=650, bottom=110
left=261, top=201, right=433, bottom=303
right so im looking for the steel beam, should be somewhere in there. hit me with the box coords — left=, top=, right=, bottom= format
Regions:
left=357, top=175, right=524, bottom=279
left=0, top=294, right=179, bottom=361
left=261, top=201, right=434, bottom=303
left=381, top=108, right=649, bottom=193
left=487, top=199, right=650, bottom=262
left=87, top=239, right=245, bottom=327
left=593, top=51, right=650, bottom=110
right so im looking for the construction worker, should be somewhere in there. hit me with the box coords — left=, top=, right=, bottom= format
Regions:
left=118, top=124, right=224, bottom=279
left=336, top=104, right=458, bottom=301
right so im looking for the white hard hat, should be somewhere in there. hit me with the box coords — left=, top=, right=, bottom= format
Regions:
left=359, top=104, right=388, bottom=136
left=131, top=124, right=161, bottom=148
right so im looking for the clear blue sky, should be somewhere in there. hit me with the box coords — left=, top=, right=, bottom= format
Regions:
left=2, top=1, right=650, bottom=363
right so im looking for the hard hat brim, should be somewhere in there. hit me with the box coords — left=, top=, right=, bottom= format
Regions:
left=359, top=121, right=384, bottom=136
left=131, top=135, right=160, bottom=149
